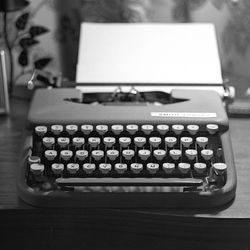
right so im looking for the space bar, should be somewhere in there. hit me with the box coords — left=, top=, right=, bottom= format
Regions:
left=56, top=177, right=203, bottom=187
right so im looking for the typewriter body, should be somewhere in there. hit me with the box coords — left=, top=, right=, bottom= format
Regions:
left=17, top=87, right=236, bottom=208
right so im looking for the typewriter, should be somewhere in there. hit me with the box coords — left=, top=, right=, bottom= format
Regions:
left=17, top=85, right=237, bottom=208
left=17, top=23, right=236, bottom=207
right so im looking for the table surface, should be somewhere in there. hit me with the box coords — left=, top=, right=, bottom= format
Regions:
left=1, top=95, right=250, bottom=249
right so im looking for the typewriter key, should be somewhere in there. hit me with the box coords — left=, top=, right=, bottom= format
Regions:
left=187, top=125, right=199, bottom=135
left=30, top=163, right=44, bottom=175
left=149, top=137, right=161, bottom=147
left=157, top=125, right=169, bottom=135
left=185, top=149, right=197, bottom=160
left=169, top=149, right=182, bottom=160
left=107, top=150, right=119, bottom=161
left=206, top=124, right=219, bottom=135
left=81, top=125, right=93, bottom=135
left=92, top=150, right=104, bottom=161
left=111, top=125, right=124, bottom=135
left=66, top=125, right=78, bottom=135
left=99, top=163, right=112, bottom=174
left=76, top=150, right=88, bottom=161
left=73, top=137, right=85, bottom=148
left=83, top=163, right=96, bottom=174
left=138, top=149, right=151, bottom=161
left=172, top=124, right=184, bottom=135
left=196, top=137, right=208, bottom=148
left=67, top=163, right=79, bottom=174
left=122, top=149, right=135, bottom=161
left=57, top=137, right=70, bottom=148
left=134, top=137, right=146, bottom=147
left=60, top=150, right=73, bottom=161
left=147, top=163, right=159, bottom=174
left=153, top=149, right=166, bottom=161
left=126, top=124, right=138, bottom=135
left=51, top=163, right=64, bottom=175
left=164, top=137, right=177, bottom=148
left=45, top=150, right=57, bottom=161
left=51, top=125, right=63, bottom=135
left=35, top=126, right=47, bottom=136
left=141, top=124, right=154, bottom=135
left=194, top=162, right=207, bottom=174
left=178, top=163, right=191, bottom=174
left=115, top=163, right=127, bottom=174
left=131, top=163, right=143, bottom=174
left=201, top=149, right=213, bottom=161
left=42, top=137, right=55, bottom=148
left=103, top=137, right=116, bottom=148
left=163, top=163, right=175, bottom=174
left=96, top=125, right=108, bottom=135
left=119, top=137, right=131, bottom=148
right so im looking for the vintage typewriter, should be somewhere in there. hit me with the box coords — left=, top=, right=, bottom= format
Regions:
left=17, top=23, right=237, bottom=207
left=17, top=84, right=236, bottom=208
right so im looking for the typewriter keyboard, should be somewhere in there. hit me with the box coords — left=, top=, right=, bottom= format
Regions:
left=26, top=123, right=228, bottom=192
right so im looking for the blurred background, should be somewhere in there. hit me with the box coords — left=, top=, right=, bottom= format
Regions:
left=1, top=0, right=250, bottom=97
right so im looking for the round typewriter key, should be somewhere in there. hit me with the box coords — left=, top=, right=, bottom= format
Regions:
left=157, top=125, right=169, bottom=135
left=107, top=150, right=119, bottom=161
left=213, top=163, right=227, bottom=175
left=131, top=163, right=143, bottom=174
left=147, top=163, right=159, bottom=174
left=178, top=163, right=191, bottom=174
left=42, top=137, right=55, bottom=148
left=51, top=163, right=64, bottom=175
left=111, top=125, right=124, bottom=135
left=51, top=125, right=63, bottom=135
left=35, top=126, right=47, bottom=136
left=30, top=163, right=44, bottom=175
left=163, top=163, right=175, bottom=174
left=134, top=137, right=146, bottom=147
left=67, top=163, right=79, bottom=174
left=164, top=137, right=177, bottom=148
left=206, top=124, right=219, bottom=135
left=122, top=149, right=135, bottom=161
left=119, top=137, right=131, bottom=148
left=115, top=163, right=127, bottom=174
left=45, top=150, right=57, bottom=161
left=103, top=137, right=116, bottom=148
left=196, top=137, right=208, bottom=148
left=169, top=149, right=182, bottom=160
left=172, top=124, right=184, bottom=135
left=73, top=137, right=85, bottom=148
left=194, top=162, right=207, bottom=174
left=141, top=124, right=154, bottom=135
left=92, top=150, right=104, bottom=161
left=81, top=125, right=93, bottom=135
left=66, top=125, right=78, bottom=135
left=201, top=149, right=213, bottom=161
left=138, top=149, right=151, bottom=161
left=180, top=137, right=193, bottom=147
left=126, top=124, right=138, bottom=135
left=187, top=125, right=199, bottom=135
left=60, top=150, right=73, bottom=161
left=83, top=163, right=96, bottom=174
left=76, top=150, right=88, bottom=161
left=57, top=137, right=70, bottom=148
left=96, top=125, right=108, bottom=135
left=88, top=137, right=101, bottom=148
left=153, top=149, right=166, bottom=161
left=185, top=149, right=197, bottom=160
left=99, top=163, right=112, bottom=174
left=149, top=137, right=161, bottom=147
left=28, top=156, right=41, bottom=164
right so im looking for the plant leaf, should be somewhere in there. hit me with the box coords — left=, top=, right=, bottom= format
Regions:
left=16, top=12, right=30, bottom=30
left=19, top=37, right=39, bottom=48
left=29, top=26, right=49, bottom=37
left=18, top=50, right=28, bottom=66
left=34, top=58, right=52, bottom=70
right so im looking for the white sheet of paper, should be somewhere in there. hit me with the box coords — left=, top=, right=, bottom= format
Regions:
left=76, top=23, right=223, bottom=85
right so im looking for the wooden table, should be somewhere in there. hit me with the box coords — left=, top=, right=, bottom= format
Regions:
left=1, top=96, right=250, bottom=249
